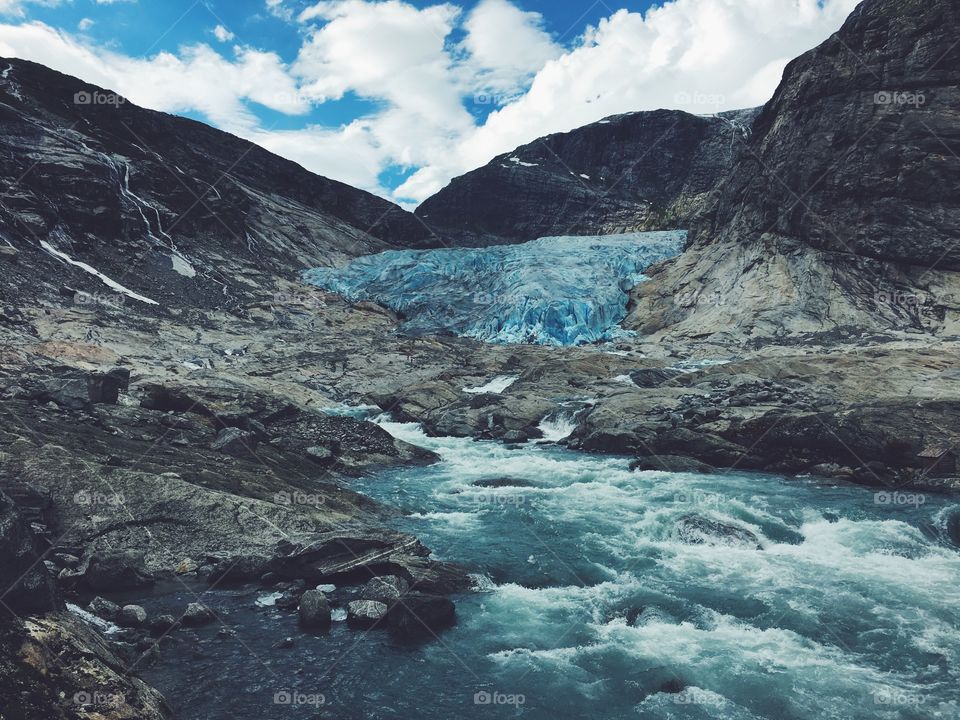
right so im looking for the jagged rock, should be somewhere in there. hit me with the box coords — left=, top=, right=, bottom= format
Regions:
left=675, top=515, right=762, bottom=550
left=297, top=590, right=331, bottom=630
left=83, top=551, right=154, bottom=591
left=148, top=615, right=180, bottom=637
left=361, top=575, right=409, bottom=602
left=88, top=596, right=121, bottom=621
left=417, top=108, right=759, bottom=246
left=117, top=605, right=148, bottom=627
left=347, top=599, right=388, bottom=628
left=210, top=427, right=257, bottom=457
left=207, top=555, right=271, bottom=585
left=629, top=456, right=714, bottom=473
left=182, top=602, right=215, bottom=626
left=387, top=594, right=455, bottom=640
left=0, top=491, right=61, bottom=614
left=140, top=385, right=210, bottom=415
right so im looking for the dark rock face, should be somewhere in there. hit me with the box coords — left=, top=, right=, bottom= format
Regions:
left=298, top=589, right=332, bottom=630
left=0, top=57, right=433, bottom=313
left=416, top=108, right=759, bottom=246
left=387, top=594, right=455, bottom=640
left=0, top=490, right=61, bottom=614
left=627, top=0, right=960, bottom=340
left=83, top=550, right=155, bottom=591
left=692, top=0, right=960, bottom=269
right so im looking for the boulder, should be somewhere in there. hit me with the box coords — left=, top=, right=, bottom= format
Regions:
left=675, top=514, right=762, bottom=550
left=629, top=455, right=714, bottom=473
left=87, top=367, right=131, bottom=404
left=387, top=594, right=455, bottom=640
left=361, top=575, right=409, bottom=602
left=182, top=602, right=215, bottom=626
left=147, top=614, right=180, bottom=637
left=87, top=596, right=120, bottom=621
left=117, top=605, right=147, bottom=628
left=347, top=600, right=388, bottom=628
left=83, top=550, right=154, bottom=591
left=297, top=590, right=331, bottom=630
left=207, top=554, right=270, bottom=585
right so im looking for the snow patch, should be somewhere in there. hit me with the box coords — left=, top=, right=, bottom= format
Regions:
left=40, top=239, right=159, bottom=305
left=509, top=156, right=538, bottom=167
left=463, top=375, right=518, bottom=394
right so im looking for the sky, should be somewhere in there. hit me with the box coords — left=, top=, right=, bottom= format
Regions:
left=0, top=0, right=860, bottom=207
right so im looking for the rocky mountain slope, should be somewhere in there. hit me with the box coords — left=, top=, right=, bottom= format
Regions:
left=0, top=58, right=434, bottom=312
left=626, top=0, right=960, bottom=341
left=416, top=108, right=759, bottom=246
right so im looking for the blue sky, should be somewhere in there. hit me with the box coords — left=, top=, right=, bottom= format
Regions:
left=0, top=0, right=858, bottom=205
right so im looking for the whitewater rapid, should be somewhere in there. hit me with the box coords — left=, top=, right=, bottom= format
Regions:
left=353, top=419, right=960, bottom=720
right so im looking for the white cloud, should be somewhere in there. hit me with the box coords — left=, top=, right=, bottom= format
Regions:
left=458, top=0, right=562, bottom=97
left=0, top=22, right=308, bottom=133
left=0, top=0, right=861, bottom=205
left=78, top=17, right=94, bottom=31
left=212, top=24, right=234, bottom=42
left=395, top=0, right=861, bottom=202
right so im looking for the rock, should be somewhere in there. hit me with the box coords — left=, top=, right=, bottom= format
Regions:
left=182, top=602, right=215, bottom=626
left=629, top=368, right=686, bottom=388
left=387, top=594, right=455, bottom=640
left=0, top=492, right=62, bottom=613
left=276, top=637, right=295, bottom=649
left=87, top=367, right=131, bottom=404
left=140, top=385, right=210, bottom=415
left=500, top=430, right=527, bottom=443
left=210, top=427, right=258, bottom=457
left=415, top=108, right=759, bottom=247
left=347, top=600, right=388, bottom=628
left=117, top=604, right=148, bottom=627
left=53, top=553, right=81, bottom=568
left=305, top=445, right=335, bottom=463
left=83, top=550, right=154, bottom=591
left=207, top=555, right=270, bottom=585
left=629, top=455, right=714, bottom=473
left=675, top=514, right=762, bottom=550
left=87, top=596, right=120, bottom=621
left=471, top=478, right=536, bottom=488
left=361, top=575, right=409, bottom=602
left=297, top=590, right=331, bottom=630
left=148, top=614, right=180, bottom=637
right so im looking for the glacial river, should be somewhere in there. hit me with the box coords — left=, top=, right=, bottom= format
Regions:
left=140, top=420, right=960, bottom=720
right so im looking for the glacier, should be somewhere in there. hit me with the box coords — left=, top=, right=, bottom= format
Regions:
left=303, top=231, right=685, bottom=346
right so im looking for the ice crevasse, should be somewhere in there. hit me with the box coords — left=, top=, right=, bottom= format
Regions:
left=303, top=231, right=685, bottom=346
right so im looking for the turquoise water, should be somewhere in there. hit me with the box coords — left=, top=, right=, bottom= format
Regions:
left=138, top=421, right=960, bottom=719
left=347, top=420, right=960, bottom=720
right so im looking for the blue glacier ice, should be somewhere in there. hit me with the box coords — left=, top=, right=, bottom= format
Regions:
left=303, top=231, right=685, bottom=345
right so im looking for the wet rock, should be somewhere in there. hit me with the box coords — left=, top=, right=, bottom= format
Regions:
left=471, top=477, right=535, bottom=489
left=629, top=456, right=714, bottom=473
left=148, top=615, right=180, bottom=637
left=83, top=550, right=154, bottom=591
left=347, top=599, right=388, bottom=628
left=297, top=590, right=331, bottom=630
left=361, top=575, right=409, bottom=602
left=675, top=514, right=762, bottom=550
left=387, top=594, right=455, bottom=640
left=207, top=555, right=270, bottom=585
left=117, top=605, right=148, bottom=628
left=88, top=596, right=120, bottom=621
left=182, top=602, right=215, bottom=626
left=276, top=637, right=295, bottom=649
left=305, top=445, right=335, bottom=463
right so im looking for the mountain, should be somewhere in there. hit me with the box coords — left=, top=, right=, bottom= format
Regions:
left=415, top=107, right=759, bottom=247
left=0, top=58, right=433, bottom=311
left=626, top=0, right=960, bottom=340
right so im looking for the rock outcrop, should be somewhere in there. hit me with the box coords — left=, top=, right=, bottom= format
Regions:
left=627, top=0, right=960, bottom=341
left=416, top=108, right=759, bottom=246
left=0, top=57, right=434, bottom=315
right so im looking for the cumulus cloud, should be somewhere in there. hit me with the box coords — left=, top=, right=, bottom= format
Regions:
left=78, top=17, right=94, bottom=31
left=395, top=0, right=861, bottom=201
left=212, top=24, right=234, bottom=42
left=0, top=21, right=308, bottom=132
left=0, top=0, right=861, bottom=204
